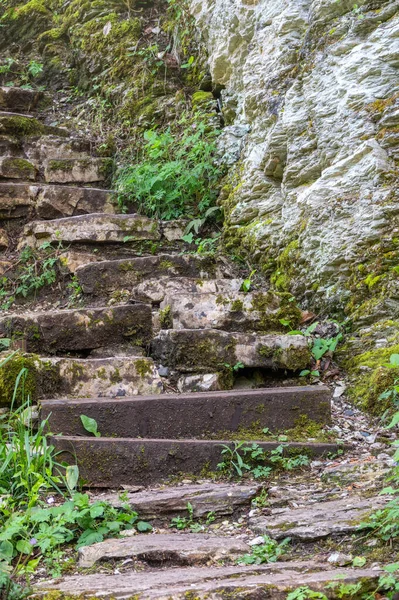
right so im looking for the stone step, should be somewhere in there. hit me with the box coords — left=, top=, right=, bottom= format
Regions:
left=132, top=277, right=243, bottom=304
left=151, top=329, right=311, bottom=372
left=41, top=386, right=331, bottom=438
left=40, top=356, right=163, bottom=398
left=249, top=495, right=388, bottom=541
left=94, top=482, right=261, bottom=519
left=0, top=156, right=37, bottom=180
left=76, top=254, right=234, bottom=297
left=0, top=304, right=152, bottom=354
left=0, top=86, right=49, bottom=112
left=78, top=533, right=248, bottom=569
left=0, top=135, right=92, bottom=164
left=20, top=213, right=161, bottom=249
left=51, top=437, right=341, bottom=487
left=34, top=562, right=381, bottom=599
left=0, top=182, right=116, bottom=219
left=44, top=157, right=112, bottom=184
left=163, top=291, right=301, bottom=332
left=0, top=112, right=67, bottom=139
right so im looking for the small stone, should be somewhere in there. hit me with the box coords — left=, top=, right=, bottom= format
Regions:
left=0, top=229, right=9, bottom=249
left=158, top=365, right=169, bottom=377
left=248, top=536, right=265, bottom=546
left=328, top=552, right=353, bottom=566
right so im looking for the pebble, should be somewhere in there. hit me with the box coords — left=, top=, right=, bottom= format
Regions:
left=327, top=552, right=352, bottom=566
left=248, top=536, right=265, bottom=546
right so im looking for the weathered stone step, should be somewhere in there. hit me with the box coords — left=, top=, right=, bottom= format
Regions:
left=35, top=561, right=380, bottom=599
left=40, top=356, right=163, bottom=398
left=249, top=495, right=388, bottom=541
left=0, top=156, right=37, bottom=180
left=132, top=277, right=242, bottom=304
left=0, top=86, right=49, bottom=112
left=94, top=482, right=260, bottom=519
left=44, top=157, right=112, bottom=184
left=163, top=291, right=301, bottom=332
left=52, top=437, right=341, bottom=487
left=0, top=135, right=92, bottom=166
left=78, top=533, right=248, bottom=568
left=76, top=254, right=234, bottom=297
left=0, top=304, right=152, bottom=354
left=0, top=182, right=116, bottom=219
left=21, top=213, right=161, bottom=249
left=151, top=329, right=311, bottom=372
left=41, top=386, right=330, bottom=438
left=0, top=112, right=67, bottom=139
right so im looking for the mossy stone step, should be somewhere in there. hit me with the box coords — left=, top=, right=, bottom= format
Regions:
left=0, top=87, right=49, bottom=112
left=21, top=213, right=161, bottom=248
left=41, top=356, right=163, bottom=398
left=50, top=436, right=341, bottom=487
left=151, top=328, right=311, bottom=372
left=163, top=290, right=302, bottom=332
left=0, top=113, right=67, bottom=139
left=0, top=304, right=152, bottom=354
left=0, top=183, right=116, bottom=219
left=41, top=386, right=331, bottom=438
left=0, top=156, right=37, bottom=180
left=76, top=254, right=234, bottom=297
left=44, top=157, right=113, bottom=184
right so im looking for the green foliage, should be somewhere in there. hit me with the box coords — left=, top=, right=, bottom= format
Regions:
left=67, top=276, right=83, bottom=307
left=169, top=502, right=215, bottom=533
left=0, top=243, right=60, bottom=310
left=237, top=535, right=290, bottom=565
left=80, top=415, right=101, bottom=437
left=115, top=118, right=224, bottom=221
left=241, top=269, right=256, bottom=293
left=286, top=587, right=327, bottom=600
left=217, top=442, right=310, bottom=480
left=0, top=492, right=152, bottom=577
left=288, top=321, right=343, bottom=363
left=359, top=360, right=399, bottom=541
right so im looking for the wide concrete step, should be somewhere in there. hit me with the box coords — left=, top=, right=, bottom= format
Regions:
left=163, top=291, right=301, bottom=332
left=0, top=112, right=67, bottom=139
left=44, top=157, right=112, bottom=184
left=21, top=213, right=162, bottom=248
left=39, top=356, right=163, bottom=398
left=0, top=304, right=152, bottom=354
left=0, top=182, right=116, bottom=219
left=76, top=254, right=234, bottom=297
left=41, top=386, right=331, bottom=437
left=151, top=329, right=311, bottom=372
left=52, top=437, right=341, bottom=487
left=0, top=86, right=49, bottom=112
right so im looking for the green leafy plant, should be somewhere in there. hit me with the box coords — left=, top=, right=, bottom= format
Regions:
left=0, top=244, right=60, bottom=310
left=223, top=361, right=245, bottom=374
left=115, top=117, right=224, bottom=221
left=169, top=503, right=214, bottom=532
left=286, top=586, right=327, bottom=600
left=217, top=442, right=310, bottom=480
left=237, top=535, right=290, bottom=565
left=241, top=270, right=256, bottom=293
left=80, top=415, right=101, bottom=437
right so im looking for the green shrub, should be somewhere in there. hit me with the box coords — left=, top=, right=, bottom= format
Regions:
left=115, top=117, right=224, bottom=221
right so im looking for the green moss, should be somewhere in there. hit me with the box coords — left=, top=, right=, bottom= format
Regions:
left=0, top=352, right=39, bottom=407
left=1, top=157, right=36, bottom=178
left=135, top=359, right=153, bottom=378
left=159, top=305, right=172, bottom=329
left=47, top=159, right=74, bottom=172
left=109, top=368, right=121, bottom=384
left=0, top=115, right=45, bottom=138
left=345, top=343, right=399, bottom=414
left=230, top=299, right=244, bottom=312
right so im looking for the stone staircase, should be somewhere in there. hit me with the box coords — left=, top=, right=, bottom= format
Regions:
left=0, top=87, right=338, bottom=487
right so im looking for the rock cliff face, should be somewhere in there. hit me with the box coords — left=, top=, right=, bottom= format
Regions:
left=190, top=0, right=398, bottom=333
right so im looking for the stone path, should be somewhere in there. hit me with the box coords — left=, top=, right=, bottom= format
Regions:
left=0, top=87, right=394, bottom=598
